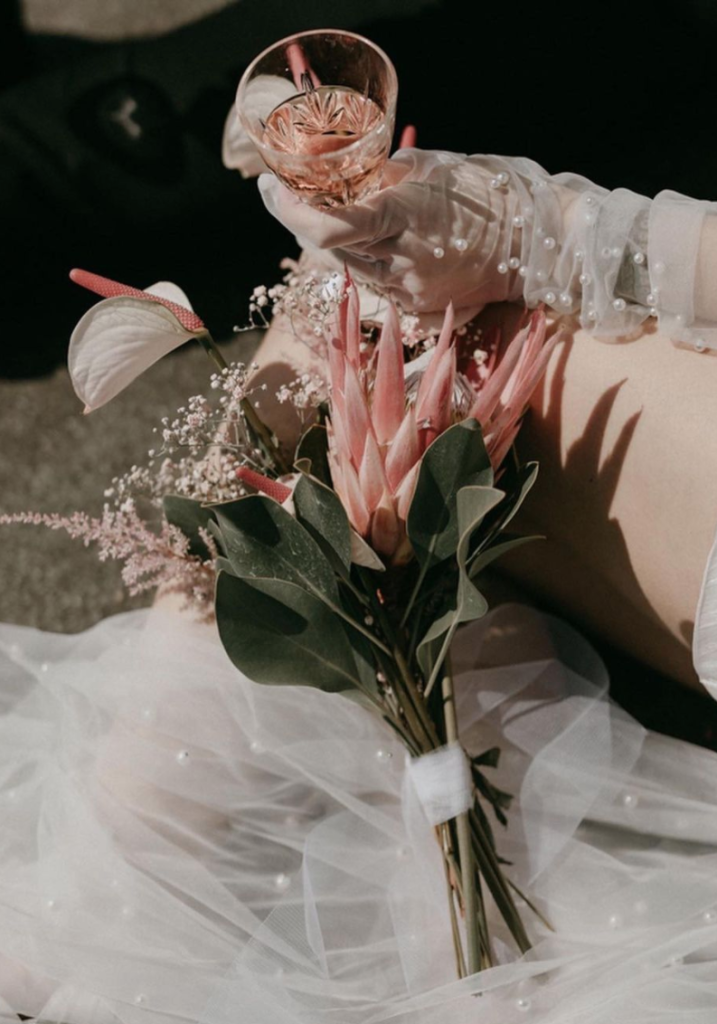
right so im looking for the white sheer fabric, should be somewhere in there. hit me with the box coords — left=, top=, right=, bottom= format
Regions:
left=1, top=601, right=717, bottom=1023
left=254, top=146, right=717, bottom=351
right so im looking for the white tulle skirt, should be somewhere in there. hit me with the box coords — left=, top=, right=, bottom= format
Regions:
left=1, top=602, right=716, bottom=1023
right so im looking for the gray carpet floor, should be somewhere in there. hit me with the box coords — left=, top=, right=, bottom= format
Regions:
left=0, top=332, right=261, bottom=632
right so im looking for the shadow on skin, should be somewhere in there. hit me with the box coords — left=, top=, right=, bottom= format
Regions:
left=485, top=313, right=698, bottom=689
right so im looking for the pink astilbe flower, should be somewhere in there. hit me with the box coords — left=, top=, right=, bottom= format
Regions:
left=326, top=275, right=554, bottom=564
left=0, top=504, right=217, bottom=618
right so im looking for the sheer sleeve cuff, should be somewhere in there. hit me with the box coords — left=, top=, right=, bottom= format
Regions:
left=648, top=189, right=715, bottom=353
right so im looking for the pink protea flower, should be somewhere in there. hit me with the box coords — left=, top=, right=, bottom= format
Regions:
left=325, top=276, right=554, bottom=564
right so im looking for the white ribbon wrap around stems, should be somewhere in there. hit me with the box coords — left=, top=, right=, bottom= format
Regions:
left=406, top=742, right=474, bottom=826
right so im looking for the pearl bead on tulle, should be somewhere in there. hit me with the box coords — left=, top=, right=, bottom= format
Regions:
left=545, top=292, right=556, bottom=304
left=633, top=251, right=646, bottom=265
left=176, top=750, right=189, bottom=764
left=275, top=873, right=291, bottom=892
left=497, top=262, right=508, bottom=274
left=695, top=338, right=707, bottom=352
left=579, top=273, right=591, bottom=286
left=135, top=995, right=146, bottom=1005
left=250, top=740, right=264, bottom=754
left=612, top=298, right=627, bottom=312
left=376, top=749, right=393, bottom=763
left=621, top=792, right=637, bottom=809
left=516, top=998, right=531, bottom=1011
left=560, top=293, right=571, bottom=307
left=509, top=256, right=520, bottom=270
left=433, top=246, right=445, bottom=259
left=543, top=236, right=556, bottom=250
left=518, top=265, right=528, bottom=277
left=454, top=238, right=468, bottom=252
left=512, top=215, right=525, bottom=228
left=536, top=269, right=547, bottom=282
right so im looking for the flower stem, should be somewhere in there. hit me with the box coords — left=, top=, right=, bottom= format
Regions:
left=197, top=331, right=291, bottom=474
left=441, top=660, right=481, bottom=977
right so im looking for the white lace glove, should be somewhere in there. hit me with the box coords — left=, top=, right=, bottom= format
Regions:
left=259, top=147, right=717, bottom=352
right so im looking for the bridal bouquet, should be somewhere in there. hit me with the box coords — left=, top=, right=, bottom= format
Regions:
left=4, top=261, right=555, bottom=977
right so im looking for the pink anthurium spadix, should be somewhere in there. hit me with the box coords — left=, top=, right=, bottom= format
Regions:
left=326, top=275, right=554, bottom=564
left=68, top=269, right=208, bottom=413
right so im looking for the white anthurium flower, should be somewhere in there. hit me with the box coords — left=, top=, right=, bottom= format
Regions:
left=221, top=107, right=267, bottom=179
left=224, top=73, right=296, bottom=179
left=68, top=269, right=208, bottom=413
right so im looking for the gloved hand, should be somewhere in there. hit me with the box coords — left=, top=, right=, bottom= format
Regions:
left=259, top=145, right=717, bottom=352
left=258, top=148, right=547, bottom=320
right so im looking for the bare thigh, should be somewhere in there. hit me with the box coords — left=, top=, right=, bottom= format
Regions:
left=501, top=314, right=717, bottom=691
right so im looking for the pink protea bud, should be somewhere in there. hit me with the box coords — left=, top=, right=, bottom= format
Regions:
left=384, top=407, right=420, bottom=493
left=337, top=267, right=361, bottom=368
left=236, top=466, right=292, bottom=503
left=359, top=432, right=389, bottom=512
left=372, top=303, right=405, bottom=446
left=70, top=269, right=206, bottom=333
left=398, top=124, right=417, bottom=149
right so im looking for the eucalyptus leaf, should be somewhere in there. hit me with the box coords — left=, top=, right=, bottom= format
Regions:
left=216, top=572, right=367, bottom=693
left=350, top=532, right=385, bottom=571
left=468, top=463, right=539, bottom=568
left=163, top=495, right=216, bottom=560
left=295, top=423, right=331, bottom=485
left=469, top=534, right=544, bottom=580
left=215, top=556, right=236, bottom=577
left=292, top=473, right=352, bottom=575
left=407, top=420, right=493, bottom=569
left=472, top=747, right=502, bottom=769
left=212, top=495, right=339, bottom=604
left=206, top=518, right=228, bottom=557
left=417, top=485, right=504, bottom=684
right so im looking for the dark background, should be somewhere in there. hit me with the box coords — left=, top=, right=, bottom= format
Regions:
left=1, top=0, right=715, bottom=377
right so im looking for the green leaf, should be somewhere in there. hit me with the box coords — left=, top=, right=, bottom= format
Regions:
left=216, top=572, right=367, bottom=693
left=206, top=518, right=228, bottom=557
left=472, top=747, right=502, bottom=769
left=295, top=423, right=331, bottom=485
left=350, top=531, right=385, bottom=571
left=469, top=533, right=544, bottom=579
left=407, top=420, right=493, bottom=569
left=292, top=473, right=352, bottom=576
left=162, top=495, right=216, bottom=560
left=215, top=555, right=236, bottom=576
left=468, top=462, right=540, bottom=568
left=416, top=485, right=504, bottom=684
left=211, top=495, right=339, bottom=604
